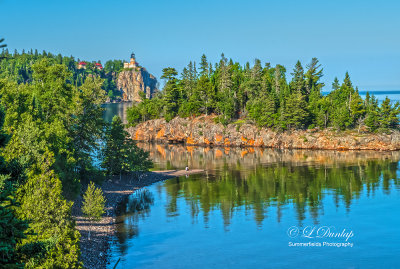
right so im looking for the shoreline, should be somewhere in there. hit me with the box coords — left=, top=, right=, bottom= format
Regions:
left=128, top=115, right=400, bottom=151
left=72, top=169, right=204, bottom=269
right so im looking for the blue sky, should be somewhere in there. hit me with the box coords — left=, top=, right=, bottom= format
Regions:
left=1, top=0, right=399, bottom=91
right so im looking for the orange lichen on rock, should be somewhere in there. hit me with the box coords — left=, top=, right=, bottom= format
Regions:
left=127, top=115, right=400, bottom=151
left=156, top=128, right=165, bottom=139
left=215, top=134, right=223, bottom=142
left=186, top=134, right=195, bottom=145
left=135, top=129, right=144, bottom=140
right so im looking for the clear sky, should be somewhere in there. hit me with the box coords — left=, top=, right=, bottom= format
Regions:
left=1, top=0, right=399, bottom=91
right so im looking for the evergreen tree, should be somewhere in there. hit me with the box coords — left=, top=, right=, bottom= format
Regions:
left=378, top=97, right=400, bottom=130
left=364, top=93, right=379, bottom=131
left=332, top=77, right=340, bottom=90
left=282, top=91, right=308, bottom=129
left=82, top=182, right=105, bottom=240
left=17, top=156, right=81, bottom=268
left=290, top=60, right=305, bottom=94
left=247, top=93, right=276, bottom=127
left=0, top=182, right=29, bottom=268
left=199, top=54, right=209, bottom=77
left=161, top=68, right=180, bottom=121
left=70, top=77, right=106, bottom=181
left=0, top=108, right=33, bottom=269
left=102, top=116, right=152, bottom=178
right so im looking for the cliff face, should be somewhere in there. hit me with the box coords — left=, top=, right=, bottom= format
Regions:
left=117, top=67, right=157, bottom=102
left=128, top=115, right=400, bottom=151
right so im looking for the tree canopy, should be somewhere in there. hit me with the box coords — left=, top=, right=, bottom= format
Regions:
left=127, top=55, right=400, bottom=132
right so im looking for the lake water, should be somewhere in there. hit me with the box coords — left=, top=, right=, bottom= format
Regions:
left=107, top=144, right=400, bottom=269
left=103, top=95, right=400, bottom=269
left=102, top=102, right=133, bottom=124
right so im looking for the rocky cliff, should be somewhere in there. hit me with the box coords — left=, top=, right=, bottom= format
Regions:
left=128, top=115, right=400, bottom=151
left=117, top=67, right=157, bottom=102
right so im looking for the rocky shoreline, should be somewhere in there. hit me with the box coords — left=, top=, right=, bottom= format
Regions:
left=128, top=115, right=400, bottom=151
left=72, top=170, right=204, bottom=269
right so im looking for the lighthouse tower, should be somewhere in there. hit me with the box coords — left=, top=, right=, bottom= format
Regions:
left=124, top=52, right=139, bottom=68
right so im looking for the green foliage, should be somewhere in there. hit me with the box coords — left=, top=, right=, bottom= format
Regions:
left=126, top=55, right=399, bottom=132
left=0, top=47, right=156, bottom=267
left=0, top=60, right=107, bottom=197
left=82, top=182, right=106, bottom=224
left=378, top=97, right=400, bottom=131
left=16, top=158, right=82, bottom=268
left=282, top=90, right=309, bottom=129
left=0, top=182, right=29, bottom=269
left=102, top=116, right=153, bottom=176
left=0, top=49, right=124, bottom=101
left=247, top=93, right=276, bottom=127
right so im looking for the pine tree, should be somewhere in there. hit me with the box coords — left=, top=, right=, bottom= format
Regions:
left=378, top=97, right=400, bottom=130
left=282, top=91, right=308, bottom=129
left=82, top=182, right=106, bottom=240
left=17, top=156, right=82, bottom=268
left=305, top=58, right=324, bottom=95
left=290, top=60, right=305, bottom=94
left=102, top=116, right=152, bottom=178
left=161, top=67, right=180, bottom=121
left=247, top=93, right=276, bottom=127
left=101, top=116, right=126, bottom=177
left=0, top=182, right=29, bottom=268
left=364, top=93, right=379, bottom=131
left=332, top=77, right=340, bottom=91
left=0, top=108, right=31, bottom=268
left=199, top=54, right=209, bottom=78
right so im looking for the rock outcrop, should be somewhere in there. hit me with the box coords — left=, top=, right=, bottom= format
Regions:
left=127, top=115, right=400, bottom=151
left=117, top=67, right=157, bottom=102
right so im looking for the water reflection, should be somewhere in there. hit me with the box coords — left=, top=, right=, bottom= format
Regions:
left=114, top=189, right=154, bottom=255
left=102, top=102, right=133, bottom=123
left=110, top=144, right=400, bottom=269
left=137, top=142, right=400, bottom=171
left=163, top=160, right=400, bottom=227
left=137, top=143, right=400, bottom=227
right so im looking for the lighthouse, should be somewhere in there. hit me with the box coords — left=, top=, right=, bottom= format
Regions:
left=124, top=52, right=139, bottom=68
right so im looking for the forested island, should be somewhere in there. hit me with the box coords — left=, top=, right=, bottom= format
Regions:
left=126, top=54, right=400, bottom=150
left=127, top=54, right=400, bottom=132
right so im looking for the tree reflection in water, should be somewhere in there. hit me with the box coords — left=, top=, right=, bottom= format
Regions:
left=135, top=143, right=400, bottom=228
left=114, top=189, right=154, bottom=255
left=109, top=144, right=400, bottom=267
left=163, top=160, right=400, bottom=228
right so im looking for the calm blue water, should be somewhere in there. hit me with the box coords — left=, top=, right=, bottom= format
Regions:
left=108, top=145, right=400, bottom=269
